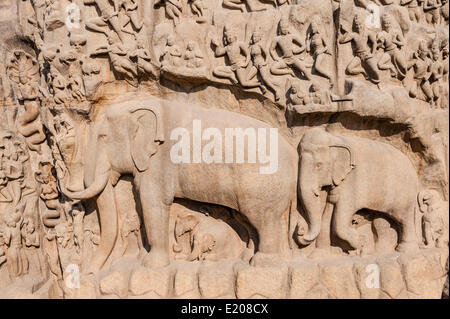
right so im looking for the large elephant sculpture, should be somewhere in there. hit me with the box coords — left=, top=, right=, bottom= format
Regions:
left=62, top=95, right=298, bottom=272
left=297, top=128, right=419, bottom=253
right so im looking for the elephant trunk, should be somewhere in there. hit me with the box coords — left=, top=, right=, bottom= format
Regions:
left=62, top=154, right=111, bottom=200
left=298, top=173, right=324, bottom=246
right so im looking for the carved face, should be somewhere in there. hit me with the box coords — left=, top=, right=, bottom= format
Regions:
left=353, top=15, right=364, bottom=33
left=280, top=21, right=290, bottom=35
left=70, top=36, right=87, bottom=53
left=252, top=32, right=262, bottom=44
left=382, top=15, right=392, bottom=31
left=167, top=36, right=175, bottom=46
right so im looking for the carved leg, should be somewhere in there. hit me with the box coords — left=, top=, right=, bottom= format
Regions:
left=213, top=66, right=238, bottom=83
left=270, top=60, right=294, bottom=76
left=378, top=53, right=397, bottom=77
left=345, top=56, right=364, bottom=76
left=292, top=60, right=312, bottom=80
left=314, top=53, right=332, bottom=81
left=247, top=208, right=286, bottom=266
left=235, top=68, right=263, bottom=88
left=87, top=183, right=118, bottom=273
left=396, top=210, right=419, bottom=252
left=332, top=202, right=361, bottom=251
left=139, top=183, right=171, bottom=267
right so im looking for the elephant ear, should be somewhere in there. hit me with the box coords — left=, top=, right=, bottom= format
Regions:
left=129, top=111, right=159, bottom=172
left=330, top=143, right=355, bottom=187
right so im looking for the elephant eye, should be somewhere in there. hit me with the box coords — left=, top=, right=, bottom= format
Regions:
left=316, top=162, right=323, bottom=169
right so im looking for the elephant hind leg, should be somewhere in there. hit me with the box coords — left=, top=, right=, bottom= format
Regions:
left=246, top=206, right=288, bottom=266
left=395, top=209, right=419, bottom=253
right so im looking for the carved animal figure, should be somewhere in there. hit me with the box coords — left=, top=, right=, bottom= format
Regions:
left=297, top=128, right=419, bottom=253
left=173, top=211, right=246, bottom=261
left=62, top=95, right=298, bottom=272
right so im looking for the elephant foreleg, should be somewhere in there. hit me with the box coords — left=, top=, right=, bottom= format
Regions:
left=140, top=185, right=171, bottom=267
left=87, top=183, right=118, bottom=273
left=332, top=203, right=361, bottom=252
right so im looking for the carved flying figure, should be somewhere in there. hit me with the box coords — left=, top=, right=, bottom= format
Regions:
left=211, top=25, right=265, bottom=91
left=376, top=13, right=407, bottom=80
left=401, top=0, right=425, bottom=23
left=248, top=30, right=283, bottom=102
left=306, top=20, right=333, bottom=83
left=339, top=14, right=381, bottom=86
left=270, top=18, right=312, bottom=81
left=155, top=0, right=183, bottom=25
left=407, top=40, right=434, bottom=103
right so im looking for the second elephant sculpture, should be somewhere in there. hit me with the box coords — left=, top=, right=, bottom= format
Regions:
left=297, top=128, right=420, bottom=253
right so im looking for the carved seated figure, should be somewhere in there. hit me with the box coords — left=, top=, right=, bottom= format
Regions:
left=184, top=41, right=204, bottom=69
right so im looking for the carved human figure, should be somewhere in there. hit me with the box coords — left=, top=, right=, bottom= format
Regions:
left=155, top=0, right=183, bottom=25
left=377, top=13, right=407, bottom=79
left=4, top=209, right=27, bottom=277
left=114, top=0, right=143, bottom=31
left=222, top=0, right=267, bottom=12
left=307, top=20, right=333, bottom=83
left=424, top=0, right=443, bottom=26
left=307, top=82, right=331, bottom=105
left=121, top=212, right=141, bottom=256
left=35, top=161, right=66, bottom=228
left=248, top=30, right=283, bottom=101
left=211, top=26, right=264, bottom=90
left=189, top=0, right=207, bottom=22
left=270, top=18, right=312, bottom=80
left=442, top=0, right=449, bottom=21
left=418, top=190, right=448, bottom=248
left=429, top=39, right=444, bottom=107
left=289, top=81, right=309, bottom=106
left=407, top=40, right=433, bottom=102
left=60, top=51, right=86, bottom=103
left=84, top=0, right=126, bottom=42
left=21, top=218, right=44, bottom=275
left=0, top=170, right=12, bottom=202
left=91, top=31, right=137, bottom=80
left=401, top=0, right=425, bottom=22
left=184, top=40, right=204, bottom=68
left=161, top=35, right=182, bottom=69
left=44, top=0, right=65, bottom=31
left=55, top=221, right=75, bottom=250
left=135, top=38, right=159, bottom=78
left=0, top=233, right=7, bottom=267
left=71, top=203, right=85, bottom=254
left=339, top=14, right=381, bottom=85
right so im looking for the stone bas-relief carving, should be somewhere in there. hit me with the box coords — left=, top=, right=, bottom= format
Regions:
left=0, top=0, right=448, bottom=299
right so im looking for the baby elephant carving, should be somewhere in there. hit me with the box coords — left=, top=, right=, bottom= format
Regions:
left=173, top=210, right=245, bottom=262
